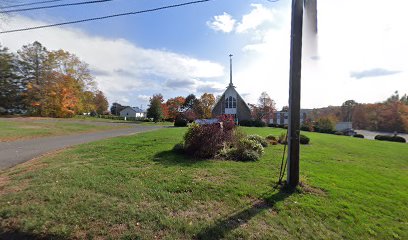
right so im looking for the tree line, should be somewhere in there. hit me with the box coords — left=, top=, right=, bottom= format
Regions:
left=310, top=91, right=408, bottom=133
left=0, top=41, right=108, bottom=117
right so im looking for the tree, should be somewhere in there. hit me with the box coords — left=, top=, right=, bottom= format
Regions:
left=316, top=117, right=335, bottom=133
left=251, top=92, right=276, bottom=122
left=0, top=45, right=21, bottom=112
left=17, top=41, right=50, bottom=115
left=94, top=91, right=109, bottom=114
left=183, top=94, right=197, bottom=111
left=182, top=94, right=204, bottom=120
left=341, top=100, right=358, bottom=122
left=147, top=94, right=164, bottom=122
left=110, top=102, right=126, bottom=115
left=281, top=106, right=289, bottom=112
left=199, top=93, right=215, bottom=118
left=165, top=96, right=185, bottom=120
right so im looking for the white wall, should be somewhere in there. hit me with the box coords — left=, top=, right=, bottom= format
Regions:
left=120, top=108, right=137, bottom=117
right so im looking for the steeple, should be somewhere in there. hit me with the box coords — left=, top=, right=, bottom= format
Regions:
left=229, top=54, right=234, bottom=87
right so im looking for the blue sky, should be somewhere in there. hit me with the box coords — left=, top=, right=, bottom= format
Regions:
left=1, top=0, right=408, bottom=109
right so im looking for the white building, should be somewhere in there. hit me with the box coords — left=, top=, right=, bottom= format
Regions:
left=272, top=109, right=311, bottom=125
left=119, top=107, right=146, bottom=118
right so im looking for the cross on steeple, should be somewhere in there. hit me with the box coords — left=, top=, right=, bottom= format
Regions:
left=229, top=54, right=233, bottom=87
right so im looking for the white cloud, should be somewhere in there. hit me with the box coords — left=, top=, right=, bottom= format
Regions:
left=218, top=1, right=408, bottom=109
left=206, top=12, right=236, bottom=33
left=236, top=4, right=276, bottom=33
left=0, top=15, right=225, bottom=107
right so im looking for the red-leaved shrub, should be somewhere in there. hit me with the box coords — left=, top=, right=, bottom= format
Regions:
left=184, top=115, right=235, bottom=158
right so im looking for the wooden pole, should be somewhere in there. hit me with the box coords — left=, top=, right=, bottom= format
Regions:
left=287, top=0, right=304, bottom=188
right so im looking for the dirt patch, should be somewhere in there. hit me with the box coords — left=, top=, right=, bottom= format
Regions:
left=0, top=175, right=11, bottom=194
left=109, top=223, right=129, bottom=238
left=170, top=200, right=228, bottom=222
left=0, top=177, right=30, bottom=196
left=299, top=182, right=327, bottom=196
left=193, top=170, right=230, bottom=185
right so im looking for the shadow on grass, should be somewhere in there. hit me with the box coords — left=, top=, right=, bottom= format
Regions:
left=194, top=187, right=294, bottom=240
left=0, top=230, right=66, bottom=240
left=153, top=150, right=207, bottom=167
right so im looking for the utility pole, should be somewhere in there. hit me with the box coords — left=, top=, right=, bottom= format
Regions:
left=287, top=0, right=304, bottom=188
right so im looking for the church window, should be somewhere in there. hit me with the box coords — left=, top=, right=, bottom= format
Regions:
left=225, top=96, right=237, bottom=109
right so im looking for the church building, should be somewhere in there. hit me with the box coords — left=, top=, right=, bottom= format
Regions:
left=212, top=55, right=252, bottom=122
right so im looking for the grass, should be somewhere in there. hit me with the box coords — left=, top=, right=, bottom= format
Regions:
left=0, top=127, right=407, bottom=239
left=0, top=118, right=129, bottom=142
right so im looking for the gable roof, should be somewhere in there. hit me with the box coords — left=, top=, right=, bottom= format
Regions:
left=121, top=106, right=145, bottom=113
left=212, top=85, right=251, bottom=112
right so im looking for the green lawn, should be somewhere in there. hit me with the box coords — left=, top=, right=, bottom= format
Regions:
left=0, top=127, right=407, bottom=239
left=0, top=118, right=129, bottom=142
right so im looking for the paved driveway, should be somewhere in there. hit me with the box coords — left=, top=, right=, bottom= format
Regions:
left=355, top=130, right=408, bottom=142
left=0, top=125, right=163, bottom=170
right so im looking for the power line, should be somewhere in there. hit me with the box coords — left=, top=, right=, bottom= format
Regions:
left=0, top=0, right=67, bottom=10
left=0, top=0, right=113, bottom=14
left=0, top=0, right=212, bottom=34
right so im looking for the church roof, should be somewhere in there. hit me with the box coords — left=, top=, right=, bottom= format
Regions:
left=212, top=85, right=251, bottom=112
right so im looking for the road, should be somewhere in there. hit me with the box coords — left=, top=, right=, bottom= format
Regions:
left=355, top=130, right=408, bottom=141
left=0, top=124, right=163, bottom=170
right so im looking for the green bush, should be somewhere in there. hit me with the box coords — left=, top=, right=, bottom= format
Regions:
left=239, top=120, right=253, bottom=127
left=174, top=115, right=188, bottom=127
left=218, top=133, right=265, bottom=162
left=300, top=134, right=310, bottom=144
left=353, top=134, right=364, bottom=138
left=374, top=135, right=406, bottom=143
left=315, top=117, right=335, bottom=133
left=239, top=120, right=266, bottom=127
left=253, top=120, right=266, bottom=127
left=247, top=134, right=268, bottom=147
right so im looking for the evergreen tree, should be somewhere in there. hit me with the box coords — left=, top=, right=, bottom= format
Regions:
left=147, top=94, right=164, bottom=122
left=0, top=45, right=20, bottom=112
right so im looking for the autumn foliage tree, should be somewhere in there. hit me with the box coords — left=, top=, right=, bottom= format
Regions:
left=0, top=41, right=108, bottom=117
left=165, top=96, right=185, bottom=120
left=199, top=93, right=215, bottom=118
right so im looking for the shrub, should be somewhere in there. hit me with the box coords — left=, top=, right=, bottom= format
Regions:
left=217, top=131, right=265, bottom=162
left=253, top=120, right=266, bottom=127
left=247, top=134, right=268, bottom=147
left=239, top=120, right=266, bottom=127
left=239, top=120, right=253, bottom=127
left=334, top=131, right=344, bottom=135
left=353, top=134, right=364, bottom=138
left=315, top=117, right=335, bottom=133
left=374, top=135, right=406, bottom=143
left=301, top=120, right=314, bottom=132
left=266, top=135, right=276, bottom=141
left=300, top=134, right=310, bottom=144
left=278, top=132, right=287, bottom=144
left=184, top=123, right=233, bottom=158
left=174, top=115, right=188, bottom=127
left=268, top=123, right=277, bottom=128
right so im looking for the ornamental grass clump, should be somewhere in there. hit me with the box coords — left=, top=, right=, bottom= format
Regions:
left=247, top=134, right=268, bottom=147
